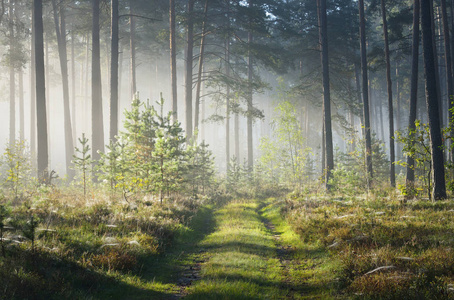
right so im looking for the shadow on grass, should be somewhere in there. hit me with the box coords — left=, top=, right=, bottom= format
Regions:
left=0, top=249, right=171, bottom=300
left=0, top=205, right=217, bottom=300
left=136, top=205, right=217, bottom=284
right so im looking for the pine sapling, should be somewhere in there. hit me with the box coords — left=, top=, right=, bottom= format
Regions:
left=73, top=134, right=92, bottom=198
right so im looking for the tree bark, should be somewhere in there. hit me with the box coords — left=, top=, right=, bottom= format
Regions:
left=317, top=0, right=334, bottom=190
left=440, top=0, right=453, bottom=161
left=92, top=0, right=105, bottom=165
left=110, top=0, right=119, bottom=141
left=225, top=0, right=230, bottom=173
left=406, top=0, right=420, bottom=189
left=52, top=0, right=75, bottom=179
left=359, top=0, right=373, bottom=187
left=30, top=4, right=37, bottom=172
left=18, top=68, right=24, bottom=142
left=9, top=0, right=15, bottom=145
left=380, top=0, right=395, bottom=187
left=429, top=0, right=443, bottom=127
left=247, top=0, right=254, bottom=171
left=185, top=0, right=195, bottom=140
left=71, top=29, right=76, bottom=145
left=34, top=0, right=48, bottom=182
left=421, top=0, right=447, bottom=200
left=129, top=0, right=136, bottom=99
left=45, top=34, right=51, bottom=168
left=170, top=0, right=177, bottom=122
left=194, top=0, right=209, bottom=136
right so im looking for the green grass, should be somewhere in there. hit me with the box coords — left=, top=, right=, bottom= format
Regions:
left=185, top=199, right=323, bottom=299
left=281, top=195, right=454, bottom=299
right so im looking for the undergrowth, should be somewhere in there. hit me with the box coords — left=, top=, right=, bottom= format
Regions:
left=0, top=185, right=207, bottom=299
left=281, top=194, right=454, bottom=299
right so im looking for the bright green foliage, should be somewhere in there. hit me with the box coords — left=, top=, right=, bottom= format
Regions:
left=97, top=141, right=121, bottom=193
left=395, top=120, right=432, bottom=199
left=226, top=157, right=249, bottom=194
left=258, top=100, right=310, bottom=188
left=2, top=140, right=32, bottom=201
left=96, top=96, right=215, bottom=203
left=72, top=133, right=92, bottom=198
left=330, top=135, right=389, bottom=194
left=151, top=98, right=186, bottom=203
left=186, top=141, right=215, bottom=196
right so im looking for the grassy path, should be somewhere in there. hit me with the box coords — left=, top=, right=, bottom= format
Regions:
left=181, top=198, right=336, bottom=299
left=95, top=198, right=336, bottom=299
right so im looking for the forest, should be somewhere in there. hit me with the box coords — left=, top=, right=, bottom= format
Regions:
left=1, top=0, right=454, bottom=299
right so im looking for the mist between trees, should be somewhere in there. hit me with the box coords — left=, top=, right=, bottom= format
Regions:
left=0, top=0, right=451, bottom=200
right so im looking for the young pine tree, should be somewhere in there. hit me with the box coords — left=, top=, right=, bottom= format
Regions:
left=72, top=133, right=92, bottom=198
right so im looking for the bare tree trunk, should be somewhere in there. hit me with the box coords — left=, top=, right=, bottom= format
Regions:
left=185, top=0, right=195, bottom=139
left=84, top=32, right=90, bottom=136
left=19, top=68, right=24, bottom=141
left=429, top=0, right=443, bottom=127
left=9, top=0, right=15, bottom=145
left=45, top=34, right=51, bottom=169
left=381, top=0, right=395, bottom=187
left=92, top=0, right=105, bottom=166
left=235, top=100, right=239, bottom=160
left=71, top=29, right=76, bottom=145
left=406, top=0, right=420, bottom=189
left=129, top=0, right=136, bottom=99
left=30, top=4, right=37, bottom=172
left=34, top=0, right=48, bottom=182
left=52, top=0, right=75, bottom=179
left=317, top=0, right=334, bottom=190
left=170, top=0, right=177, bottom=122
left=441, top=0, right=453, bottom=161
left=421, top=0, right=447, bottom=199
left=225, top=0, right=230, bottom=173
left=359, top=0, right=373, bottom=187
left=247, top=0, right=254, bottom=171
left=194, top=0, right=209, bottom=135
left=110, top=0, right=119, bottom=141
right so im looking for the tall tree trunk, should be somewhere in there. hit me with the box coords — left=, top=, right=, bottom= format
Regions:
left=194, top=0, right=209, bottom=135
left=52, top=0, right=75, bottom=179
left=9, top=0, right=15, bottom=145
left=406, top=0, right=420, bottom=189
left=317, top=0, right=334, bottom=190
left=247, top=0, right=254, bottom=171
left=110, top=0, right=119, bottom=141
left=185, top=0, right=195, bottom=140
left=169, top=0, right=177, bottom=122
left=129, top=0, right=136, bottom=99
left=84, top=32, right=90, bottom=136
left=34, top=0, right=48, bottom=182
left=421, top=0, right=447, bottom=200
left=381, top=0, right=396, bottom=187
left=71, top=29, right=76, bottom=145
left=30, top=4, right=36, bottom=172
left=359, top=0, right=373, bottom=187
left=354, top=61, right=363, bottom=131
left=441, top=0, right=454, bottom=161
left=19, top=68, right=24, bottom=141
left=225, top=0, right=230, bottom=173
left=235, top=100, right=239, bottom=160
left=92, top=0, right=105, bottom=166
left=429, top=0, right=443, bottom=127
left=45, top=34, right=51, bottom=168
